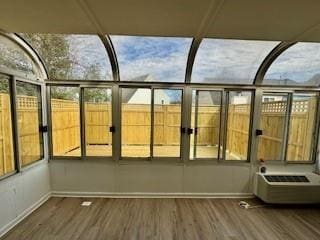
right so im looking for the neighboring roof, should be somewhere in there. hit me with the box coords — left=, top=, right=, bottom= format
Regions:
left=121, top=74, right=152, bottom=103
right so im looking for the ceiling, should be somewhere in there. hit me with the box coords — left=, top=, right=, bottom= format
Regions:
left=1, top=0, right=320, bottom=42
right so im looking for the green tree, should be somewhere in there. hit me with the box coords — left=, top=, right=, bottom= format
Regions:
left=0, top=35, right=34, bottom=75
left=21, top=33, right=73, bottom=79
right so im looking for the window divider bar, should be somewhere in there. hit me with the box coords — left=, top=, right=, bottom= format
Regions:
left=246, top=90, right=256, bottom=162
left=46, top=86, right=53, bottom=159
left=282, top=93, right=293, bottom=162
left=150, top=88, right=155, bottom=160
left=182, top=86, right=192, bottom=162
left=193, top=90, right=199, bottom=159
left=217, top=90, right=224, bottom=161
left=112, top=85, right=120, bottom=162
left=314, top=93, right=320, bottom=171
left=10, top=76, right=21, bottom=172
left=222, top=91, right=229, bottom=161
left=80, top=87, right=86, bottom=159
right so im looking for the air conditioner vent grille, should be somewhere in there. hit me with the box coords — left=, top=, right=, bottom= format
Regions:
left=264, top=175, right=310, bottom=183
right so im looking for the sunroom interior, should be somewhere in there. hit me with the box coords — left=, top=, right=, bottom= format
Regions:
left=1, top=0, right=320, bottom=239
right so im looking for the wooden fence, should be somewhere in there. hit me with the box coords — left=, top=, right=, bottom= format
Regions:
left=0, top=94, right=317, bottom=175
left=0, top=94, right=14, bottom=175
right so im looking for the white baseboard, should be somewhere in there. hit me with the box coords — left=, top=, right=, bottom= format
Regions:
left=0, top=192, right=51, bottom=238
left=51, top=191, right=254, bottom=199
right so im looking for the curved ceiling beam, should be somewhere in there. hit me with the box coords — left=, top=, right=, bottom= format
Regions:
left=99, top=34, right=119, bottom=81
left=254, top=41, right=297, bottom=85
left=185, top=38, right=202, bottom=83
left=10, top=32, right=48, bottom=80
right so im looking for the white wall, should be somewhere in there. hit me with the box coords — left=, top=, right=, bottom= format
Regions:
left=50, top=159, right=316, bottom=197
left=49, top=160, right=250, bottom=196
left=0, top=161, right=51, bottom=236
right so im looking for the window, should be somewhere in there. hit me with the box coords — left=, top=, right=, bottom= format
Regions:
left=257, top=93, right=289, bottom=161
left=50, top=86, right=80, bottom=157
left=84, top=88, right=112, bottom=157
left=264, top=43, right=320, bottom=86
left=0, top=34, right=37, bottom=77
left=190, top=90, right=222, bottom=160
left=121, top=87, right=151, bottom=158
left=192, top=39, right=279, bottom=84
left=21, top=34, right=112, bottom=80
left=153, top=89, right=182, bottom=157
left=287, top=93, right=317, bottom=161
left=111, top=35, right=192, bottom=82
left=0, top=75, right=15, bottom=176
left=17, top=81, right=43, bottom=166
left=225, top=91, right=252, bottom=160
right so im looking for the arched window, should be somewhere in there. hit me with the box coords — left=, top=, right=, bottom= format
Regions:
left=0, top=34, right=38, bottom=78
left=110, top=35, right=192, bottom=82
left=21, top=34, right=113, bottom=80
left=264, top=42, right=320, bottom=86
left=192, top=38, right=279, bottom=84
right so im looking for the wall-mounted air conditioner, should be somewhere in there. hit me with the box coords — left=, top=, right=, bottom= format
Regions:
left=254, top=172, right=320, bottom=204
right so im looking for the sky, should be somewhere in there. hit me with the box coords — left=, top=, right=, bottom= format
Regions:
left=192, top=39, right=279, bottom=84
left=265, top=42, right=320, bottom=85
left=18, top=34, right=320, bottom=85
left=111, top=35, right=192, bottom=82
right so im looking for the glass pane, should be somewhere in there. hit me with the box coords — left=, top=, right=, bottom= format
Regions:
left=84, top=88, right=112, bottom=157
left=257, top=94, right=288, bottom=161
left=225, top=91, right=252, bottom=160
left=287, top=94, right=317, bottom=161
left=192, top=38, right=279, bottom=84
left=190, top=90, right=222, bottom=159
left=121, top=87, right=151, bottom=158
left=21, top=34, right=112, bottom=80
left=111, top=35, right=192, bottom=82
left=0, top=34, right=36, bottom=77
left=51, top=86, right=80, bottom=157
left=153, top=89, right=182, bottom=157
left=0, top=75, right=15, bottom=176
left=17, top=81, right=43, bottom=166
left=264, top=43, right=320, bottom=86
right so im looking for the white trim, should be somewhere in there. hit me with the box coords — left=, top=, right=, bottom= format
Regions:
left=51, top=191, right=254, bottom=199
left=0, top=192, right=51, bottom=238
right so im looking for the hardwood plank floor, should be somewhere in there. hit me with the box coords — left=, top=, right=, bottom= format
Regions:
left=2, top=197, right=320, bottom=240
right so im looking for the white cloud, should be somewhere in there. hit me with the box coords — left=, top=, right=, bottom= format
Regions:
left=111, top=35, right=192, bottom=82
left=192, top=39, right=279, bottom=83
left=265, top=42, right=320, bottom=83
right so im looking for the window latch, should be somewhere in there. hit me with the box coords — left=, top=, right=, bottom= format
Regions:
left=39, top=125, right=48, bottom=133
left=109, top=126, right=115, bottom=133
left=187, top=128, right=193, bottom=135
left=180, top=127, right=186, bottom=134
left=256, top=129, right=263, bottom=136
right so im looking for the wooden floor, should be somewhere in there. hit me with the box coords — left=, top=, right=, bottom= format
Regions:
left=2, top=197, right=320, bottom=240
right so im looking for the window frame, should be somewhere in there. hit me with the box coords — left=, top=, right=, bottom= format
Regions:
left=285, top=91, right=320, bottom=163
left=0, top=74, right=18, bottom=180
left=119, top=85, right=152, bottom=161
left=15, top=78, right=45, bottom=167
left=80, top=85, right=114, bottom=161
left=45, top=80, right=320, bottom=166
left=222, top=89, right=255, bottom=162
left=257, top=89, right=320, bottom=164
left=0, top=31, right=47, bottom=182
left=188, top=88, right=224, bottom=161
left=151, top=86, right=184, bottom=162
left=47, top=83, right=82, bottom=160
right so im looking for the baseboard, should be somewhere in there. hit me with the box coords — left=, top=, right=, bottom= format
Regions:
left=0, top=192, right=51, bottom=238
left=51, top=191, right=254, bottom=199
